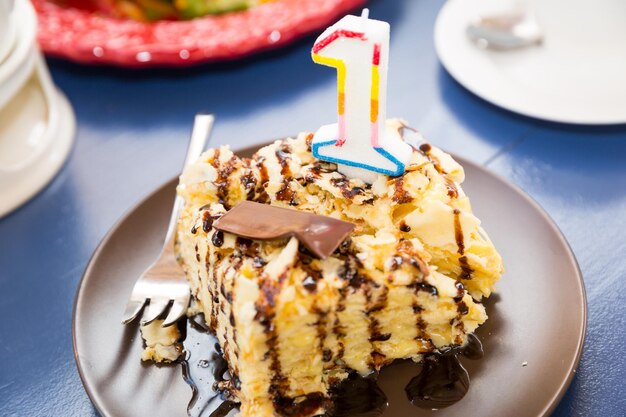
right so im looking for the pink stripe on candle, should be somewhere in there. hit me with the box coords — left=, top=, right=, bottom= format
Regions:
left=337, top=115, right=346, bottom=146
left=372, top=43, right=381, bottom=65
left=370, top=121, right=379, bottom=148
left=312, top=30, right=366, bottom=54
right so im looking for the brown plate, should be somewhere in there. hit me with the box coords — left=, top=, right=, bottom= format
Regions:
left=73, top=145, right=586, bottom=417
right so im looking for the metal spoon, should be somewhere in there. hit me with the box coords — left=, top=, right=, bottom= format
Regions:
left=467, top=11, right=543, bottom=51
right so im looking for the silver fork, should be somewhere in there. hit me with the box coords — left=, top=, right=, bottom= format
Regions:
left=121, top=113, right=215, bottom=328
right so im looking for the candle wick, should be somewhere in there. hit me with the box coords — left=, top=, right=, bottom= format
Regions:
left=361, top=8, right=370, bottom=20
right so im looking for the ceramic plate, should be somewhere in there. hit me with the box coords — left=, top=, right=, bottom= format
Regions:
left=33, top=0, right=364, bottom=68
left=0, top=0, right=37, bottom=111
left=73, top=147, right=586, bottom=417
left=0, top=55, right=76, bottom=217
left=435, top=0, right=626, bottom=124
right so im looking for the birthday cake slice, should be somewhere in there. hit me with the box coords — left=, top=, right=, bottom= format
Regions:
left=174, top=121, right=504, bottom=417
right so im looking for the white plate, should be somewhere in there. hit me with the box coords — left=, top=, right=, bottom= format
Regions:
left=0, top=55, right=76, bottom=218
left=0, top=0, right=37, bottom=111
left=434, top=0, right=626, bottom=125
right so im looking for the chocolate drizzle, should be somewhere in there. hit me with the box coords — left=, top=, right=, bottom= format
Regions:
left=210, top=150, right=238, bottom=210
left=393, top=241, right=429, bottom=278
left=303, top=276, right=318, bottom=292
left=446, top=179, right=459, bottom=199
left=330, top=177, right=369, bottom=201
left=275, top=147, right=298, bottom=205
left=256, top=157, right=271, bottom=203
left=410, top=278, right=438, bottom=349
left=453, top=209, right=474, bottom=280
left=444, top=179, right=459, bottom=199
left=413, top=303, right=433, bottom=351
left=205, top=248, right=218, bottom=332
left=453, top=281, right=469, bottom=315
left=366, top=284, right=389, bottom=369
left=264, top=317, right=289, bottom=405
left=240, top=171, right=257, bottom=201
left=395, top=242, right=437, bottom=352
left=300, top=259, right=322, bottom=292
left=418, top=143, right=432, bottom=153
left=275, top=184, right=296, bottom=204
left=312, top=302, right=330, bottom=367
left=333, top=287, right=348, bottom=362
left=419, top=143, right=458, bottom=199
left=254, top=272, right=300, bottom=414
left=453, top=209, right=465, bottom=254
left=202, top=211, right=214, bottom=233
left=305, top=162, right=334, bottom=184
left=224, top=257, right=241, bottom=375
left=392, top=177, right=413, bottom=204
left=410, top=282, right=438, bottom=297
left=458, top=257, right=472, bottom=280
left=211, top=231, right=224, bottom=248
left=405, top=334, right=483, bottom=409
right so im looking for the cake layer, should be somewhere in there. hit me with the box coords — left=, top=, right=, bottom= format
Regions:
left=175, top=121, right=503, bottom=416
left=140, top=320, right=182, bottom=363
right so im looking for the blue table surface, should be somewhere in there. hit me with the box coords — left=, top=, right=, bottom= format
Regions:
left=1, top=0, right=625, bottom=416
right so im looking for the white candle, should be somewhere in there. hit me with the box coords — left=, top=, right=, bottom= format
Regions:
left=311, top=9, right=412, bottom=184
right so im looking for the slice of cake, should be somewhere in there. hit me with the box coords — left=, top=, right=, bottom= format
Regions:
left=174, top=121, right=503, bottom=416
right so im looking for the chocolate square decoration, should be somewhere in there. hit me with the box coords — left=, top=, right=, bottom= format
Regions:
left=213, top=201, right=355, bottom=259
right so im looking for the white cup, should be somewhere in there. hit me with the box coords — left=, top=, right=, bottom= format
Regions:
left=0, top=0, right=37, bottom=112
left=0, top=0, right=16, bottom=64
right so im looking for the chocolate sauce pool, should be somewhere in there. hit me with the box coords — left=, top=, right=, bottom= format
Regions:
left=405, top=335, right=483, bottom=410
left=180, top=317, right=483, bottom=416
left=181, top=316, right=237, bottom=417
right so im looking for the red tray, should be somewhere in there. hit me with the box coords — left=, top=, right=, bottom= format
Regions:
left=33, top=0, right=365, bottom=68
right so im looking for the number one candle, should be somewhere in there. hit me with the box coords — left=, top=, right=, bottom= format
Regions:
left=311, top=9, right=412, bottom=184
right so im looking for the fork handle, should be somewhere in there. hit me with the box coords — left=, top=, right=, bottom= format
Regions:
left=163, top=114, right=215, bottom=250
